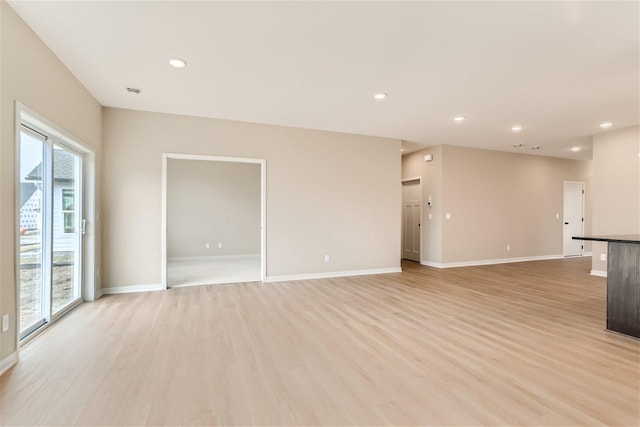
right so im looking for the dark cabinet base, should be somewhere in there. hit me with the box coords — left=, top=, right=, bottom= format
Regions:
left=607, top=242, right=640, bottom=338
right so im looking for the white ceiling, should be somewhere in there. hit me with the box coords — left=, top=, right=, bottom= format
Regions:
left=8, top=1, right=640, bottom=160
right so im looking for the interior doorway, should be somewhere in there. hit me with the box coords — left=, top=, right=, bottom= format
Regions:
left=161, top=154, right=266, bottom=288
left=402, top=178, right=421, bottom=262
left=563, top=181, right=585, bottom=257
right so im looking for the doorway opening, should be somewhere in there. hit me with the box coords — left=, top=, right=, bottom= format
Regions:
left=16, top=104, right=96, bottom=343
left=402, top=178, right=421, bottom=262
left=563, top=181, right=585, bottom=257
left=161, top=154, right=266, bottom=288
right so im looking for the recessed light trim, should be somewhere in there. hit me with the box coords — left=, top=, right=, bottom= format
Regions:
left=599, top=121, right=613, bottom=129
left=513, top=143, right=523, bottom=148
left=571, top=146, right=581, bottom=152
left=169, top=58, right=187, bottom=68
left=454, top=115, right=466, bottom=122
left=126, top=87, right=141, bottom=94
left=373, top=92, right=387, bottom=100
left=531, top=145, right=541, bottom=150
left=511, top=125, right=523, bottom=133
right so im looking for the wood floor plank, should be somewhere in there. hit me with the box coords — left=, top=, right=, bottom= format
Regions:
left=1, top=257, right=638, bottom=426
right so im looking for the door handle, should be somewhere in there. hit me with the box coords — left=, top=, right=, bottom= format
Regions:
left=82, top=219, right=87, bottom=235
left=564, top=222, right=569, bottom=225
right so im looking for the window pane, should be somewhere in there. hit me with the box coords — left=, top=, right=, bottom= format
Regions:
left=64, top=212, right=75, bottom=233
left=52, top=146, right=82, bottom=315
left=19, top=130, right=45, bottom=335
left=62, top=189, right=74, bottom=211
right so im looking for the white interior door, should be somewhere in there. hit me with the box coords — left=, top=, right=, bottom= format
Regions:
left=563, top=181, right=584, bottom=257
left=402, top=180, right=421, bottom=262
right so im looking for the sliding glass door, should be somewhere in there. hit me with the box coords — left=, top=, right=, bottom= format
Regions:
left=19, top=127, right=46, bottom=336
left=19, top=125, right=84, bottom=340
left=51, top=145, right=83, bottom=315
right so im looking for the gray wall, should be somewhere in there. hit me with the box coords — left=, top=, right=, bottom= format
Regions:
left=167, top=160, right=261, bottom=258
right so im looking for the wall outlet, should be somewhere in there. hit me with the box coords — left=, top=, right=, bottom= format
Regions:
left=324, top=254, right=330, bottom=262
left=218, top=242, right=223, bottom=249
left=600, top=253, right=607, bottom=262
left=506, top=245, right=511, bottom=252
left=556, top=213, right=560, bottom=220
left=428, top=213, right=433, bottom=220
left=205, top=243, right=210, bottom=249
left=2, top=314, right=8, bottom=333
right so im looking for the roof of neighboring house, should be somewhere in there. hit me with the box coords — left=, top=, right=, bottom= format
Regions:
left=20, top=182, right=38, bottom=208
left=25, top=149, right=75, bottom=181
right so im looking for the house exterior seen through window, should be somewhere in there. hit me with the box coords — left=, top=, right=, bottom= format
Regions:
left=62, top=189, right=74, bottom=233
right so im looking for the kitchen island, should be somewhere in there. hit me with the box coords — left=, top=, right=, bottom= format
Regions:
left=573, top=235, right=640, bottom=338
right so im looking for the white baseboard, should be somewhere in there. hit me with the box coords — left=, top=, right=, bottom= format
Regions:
left=421, top=254, right=564, bottom=269
left=167, top=254, right=259, bottom=262
left=101, top=283, right=165, bottom=295
left=94, top=288, right=104, bottom=299
left=583, top=252, right=593, bottom=257
left=590, top=270, right=607, bottom=278
left=265, top=267, right=402, bottom=283
left=0, top=351, right=18, bottom=376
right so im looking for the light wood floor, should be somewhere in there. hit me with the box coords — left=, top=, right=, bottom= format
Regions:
left=1, top=257, right=638, bottom=426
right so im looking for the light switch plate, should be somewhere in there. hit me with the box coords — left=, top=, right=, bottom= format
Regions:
left=445, top=213, right=451, bottom=220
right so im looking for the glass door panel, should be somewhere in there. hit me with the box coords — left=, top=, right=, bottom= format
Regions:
left=18, top=129, right=46, bottom=336
left=52, top=145, right=82, bottom=315
left=18, top=122, right=84, bottom=341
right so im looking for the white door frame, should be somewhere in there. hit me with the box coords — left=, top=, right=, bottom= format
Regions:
left=161, top=153, right=267, bottom=289
left=401, top=177, right=422, bottom=261
left=563, top=180, right=585, bottom=257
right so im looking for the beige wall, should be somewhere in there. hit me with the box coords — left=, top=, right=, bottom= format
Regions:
left=442, top=145, right=592, bottom=263
left=0, top=1, right=102, bottom=361
left=401, top=146, right=443, bottom=263
left=402, top=145, right=592, bottom=266
left=591, top=126, right=640, bottom=273
left=167, top=159, right=260, bottom=258
left=102, top=107, right=401, bottom=287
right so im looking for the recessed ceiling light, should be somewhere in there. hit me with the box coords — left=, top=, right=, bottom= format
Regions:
left=513, top=143, right=523, bottom=148
left=571, top=146, right=581, bottom=152
left=531, top=145, right=541, bottom=150
left=373, top=93, right=387, bottom=100
left=454, top=115, right=465, bottom=122
left=511, top=125, right=523, bottom=133
left=599, top=121, right=613, bottom=129
left=169, top=58, right=187, bottom=68
left=126, top=87, right=141, bottom=94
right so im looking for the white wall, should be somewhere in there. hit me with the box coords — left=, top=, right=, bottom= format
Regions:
left=1, top=0, right=102, bottom=362
left=102, top=107, right=401, bottom=288
left=167, top=159, right=261, bottom=258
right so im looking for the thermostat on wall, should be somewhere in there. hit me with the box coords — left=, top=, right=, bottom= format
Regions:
left=424, top=154, right=433, bottom=162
